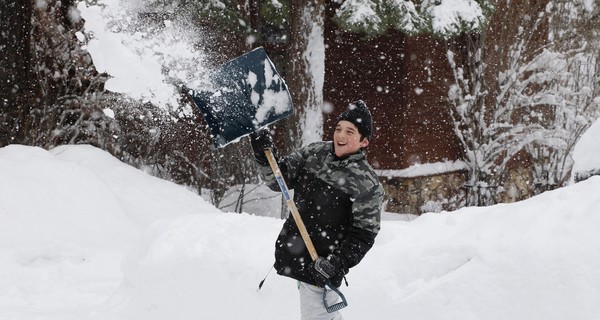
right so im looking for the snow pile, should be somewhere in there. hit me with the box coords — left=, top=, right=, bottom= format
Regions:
left=0, top=145, right=214, bottom=319
left=0, top=144, right=209, bottom=247
left=572, top=117, right=600, bottom=180
left=96, top=173, right=600, bottom=320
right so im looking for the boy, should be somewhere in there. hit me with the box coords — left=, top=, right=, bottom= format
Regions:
left=250, top=100, right=384, bottom=319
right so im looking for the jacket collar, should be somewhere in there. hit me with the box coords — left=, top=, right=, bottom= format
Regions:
left=328, top=142, right=365, bottom=165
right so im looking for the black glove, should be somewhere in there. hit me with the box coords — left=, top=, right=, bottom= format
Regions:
left=249, top=128, right=275, bottom=165
left=309, top=255, right=344, bottom=287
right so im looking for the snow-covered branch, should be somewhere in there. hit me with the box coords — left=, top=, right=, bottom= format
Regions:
left=334, top=0, right=494, bottom=38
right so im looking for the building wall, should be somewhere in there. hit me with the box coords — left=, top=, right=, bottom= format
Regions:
left=323, top=3, right=465, bottom=214
left=322, top=4, right=462, bottom=171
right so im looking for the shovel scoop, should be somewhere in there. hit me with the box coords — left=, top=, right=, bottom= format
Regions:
left=189, top=47, right=294, bottom=148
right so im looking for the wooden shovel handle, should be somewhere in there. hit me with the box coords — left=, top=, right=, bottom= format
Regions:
left=264, top=148, right=319, bottom=261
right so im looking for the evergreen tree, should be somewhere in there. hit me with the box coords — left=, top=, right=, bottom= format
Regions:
left=334, top=0, right=494, bottom=39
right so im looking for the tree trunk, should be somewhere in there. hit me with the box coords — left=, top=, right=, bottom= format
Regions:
left=0, top=0, right=39, bottom=146
left=281, top=0, right=325, bottom=152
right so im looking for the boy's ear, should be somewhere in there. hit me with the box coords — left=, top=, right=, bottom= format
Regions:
left=360, top=138, right=369, bottom=148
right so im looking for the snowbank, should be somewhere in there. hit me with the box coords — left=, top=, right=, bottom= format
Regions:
left=572, top=117, right=600, bottom=181
left=97, top=165, right=600, bottom=319
left=0, top=144, right=214, bottom=318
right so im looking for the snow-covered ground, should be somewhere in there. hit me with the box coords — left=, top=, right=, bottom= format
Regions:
left=1, top=144, right=600, bottom=320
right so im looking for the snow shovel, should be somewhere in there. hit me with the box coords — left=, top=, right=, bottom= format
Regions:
left=189, top=47, right=347, bottom=313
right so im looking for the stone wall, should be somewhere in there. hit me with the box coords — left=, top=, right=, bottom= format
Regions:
left=381, top=170, right=467, bottom=214
left=382, top=166, right=541, bottom=215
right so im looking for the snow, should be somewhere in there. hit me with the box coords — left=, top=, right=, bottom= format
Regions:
left=78, top=1, right=175, bottom=107
left=0, top=145, right=211, bottom=319
left=335, top=0, right=486, bottom=37
left=335, top=0, right=382, bottom=33
left=2, top=144, right=600, bottom=319
left=572, top=117, right=600, bottom=175
left=300, top=6, right=325, bottom=146
left=76, top=0, right=212, bottom=111
left=429, top=0, right=485, bottom=35
left=376, top=160, right=468, bottom=178
left=253, top=56, right=293, bottom=124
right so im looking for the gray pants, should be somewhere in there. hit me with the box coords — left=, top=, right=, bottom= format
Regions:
left=299, top=282, right=344, bottom=320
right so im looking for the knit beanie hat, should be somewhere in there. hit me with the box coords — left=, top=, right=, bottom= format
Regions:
left=336, top=100, right=373, bottom=140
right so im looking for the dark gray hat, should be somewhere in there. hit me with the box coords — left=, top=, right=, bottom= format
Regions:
left=337, top=100, right=373, bottom=140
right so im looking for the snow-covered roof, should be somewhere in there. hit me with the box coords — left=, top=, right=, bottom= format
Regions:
left=376, top=160, right=468, bottom=178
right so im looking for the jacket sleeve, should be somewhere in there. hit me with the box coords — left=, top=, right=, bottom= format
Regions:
left=334, top=181, right=384, bottom=271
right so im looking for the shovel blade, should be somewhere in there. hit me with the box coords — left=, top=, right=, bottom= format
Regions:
left=190, top=47, right=294, bottom=148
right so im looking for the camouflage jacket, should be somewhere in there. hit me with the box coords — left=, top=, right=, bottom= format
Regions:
left=256, top=141, right=385, bottom=286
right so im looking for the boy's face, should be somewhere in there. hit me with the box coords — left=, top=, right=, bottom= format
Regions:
left=333, top=120, right=369, bottom=157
